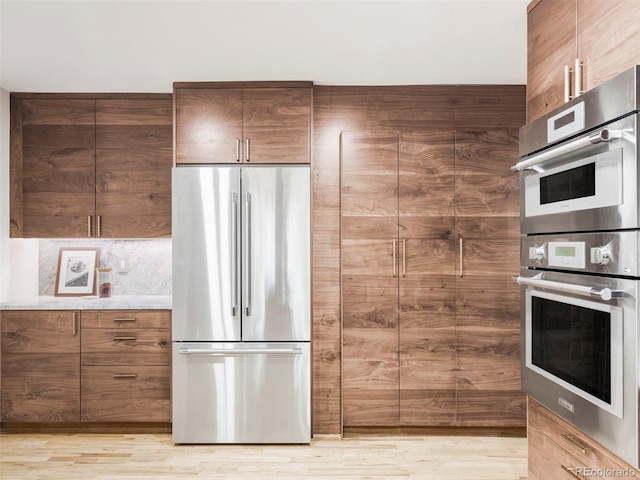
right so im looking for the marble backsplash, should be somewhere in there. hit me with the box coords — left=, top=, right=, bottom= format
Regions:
left=39, top=239, right=172, bottom=296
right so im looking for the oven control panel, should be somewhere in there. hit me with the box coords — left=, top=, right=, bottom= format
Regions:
left=522, top=231, right=639, bottom=277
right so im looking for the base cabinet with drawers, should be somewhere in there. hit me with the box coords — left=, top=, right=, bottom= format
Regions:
left=1, top=309, right=171, bottom=426
left=80, top=310, right=171, bottom=423
left=528, top=398, right=640, bottom=479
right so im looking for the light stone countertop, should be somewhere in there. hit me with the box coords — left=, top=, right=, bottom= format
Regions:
left=0, top=295, right=172, bottom=310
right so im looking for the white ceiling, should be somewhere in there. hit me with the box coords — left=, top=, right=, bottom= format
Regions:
left=0, top=0, right=529, bottom=93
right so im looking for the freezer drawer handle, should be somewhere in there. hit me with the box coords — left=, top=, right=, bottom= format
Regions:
left=515, top=274, right=625, bottom=301
left=511, top=128, right=622, bottom=172
left=178, top=347, right=303, bottom=356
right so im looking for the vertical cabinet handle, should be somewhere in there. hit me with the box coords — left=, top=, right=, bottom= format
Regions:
left=574, top=58, right=583, bottom=98
left=564, top=64, right=573, bottom=102
left=245, top=138, right=251, bottom=162
left=244, top=192, right=252, bottom=316
left=236, top=138, right=241, bottom=162
left=459, top=238, right=463, bottom=277
left=231, top=192, right=239, bottom=316
left=97, top=215, right=102, bottom=238
left=87, top=216, right=92, bottom=237
left=402, top=238, right=406, bottom=277
left=392, top=239, right=397, bottom=278
left=72, top=312, right=78, bottom=336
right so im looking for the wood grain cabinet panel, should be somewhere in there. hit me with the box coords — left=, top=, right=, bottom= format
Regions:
left=95, top=98, right=173, bottom=238
left=341, top=128, right=524, bottom=429
left=527, top=0, right=640, bottom=122
left=10, top=94, right=173, bottom=238
left=80, top=310, right=171, bottom=423
left=174, top=83, right=311, bottom=164
left=1, top=311, right=80, bottom=422
left=15, top=99, right=96, bottom=238
left=527, top=0, right=576, bottom=123
left=81, top=366, right=170, bottom=422
left=528, top=398, right=640, bottom=479
left=454, top=130, right=525, bottom=427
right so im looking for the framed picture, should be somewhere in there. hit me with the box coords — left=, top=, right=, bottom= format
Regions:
left=55, top=247, right=100, bottom=297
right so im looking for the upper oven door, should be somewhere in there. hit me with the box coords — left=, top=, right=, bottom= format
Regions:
left=517, top=113, right=637, bottom=234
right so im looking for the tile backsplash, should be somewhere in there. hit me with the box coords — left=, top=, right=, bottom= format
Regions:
left=39, top=239, right=172, bottom=296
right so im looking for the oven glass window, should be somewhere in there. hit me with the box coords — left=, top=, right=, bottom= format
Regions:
left=531, top=296, right=611, bottom=404
left=540, top=162, right=596, bottom=205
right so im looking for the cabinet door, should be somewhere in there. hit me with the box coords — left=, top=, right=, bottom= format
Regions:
left=14, top=98, right=96, bottom=238
left=341, top=131, right=399, bottom=426
left=242, top=88, right=311, bottom=164
left=527, top=0, right=577, bottom=122
left=577, top=0, right=640, bottom=92
left=398, top=132, right=456, bottom=426
left=96, top=98, right=173, bottom=238
left=1, top=311, right=80, bottom=422
left=454, top=130, right=525, bottom=427
left=175, top=88, right=243, bottom=164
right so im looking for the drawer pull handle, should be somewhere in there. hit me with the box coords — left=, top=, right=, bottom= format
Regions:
left=113, top=336, right=136, bottom=341
left=561, top=464, right=580, bottom=479
left=561, top=434, right=588, bottom=454
left=114, top=318, right=136, bottom=323
left=113, top=374, right=137, bottom=379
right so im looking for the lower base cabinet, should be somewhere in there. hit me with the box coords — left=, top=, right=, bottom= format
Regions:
left=1, top=309, right=170, bottom=426
left=528, top=398, right=640, bottom=479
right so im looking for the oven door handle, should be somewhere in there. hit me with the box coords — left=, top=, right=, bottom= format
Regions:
left=516, top=275, right=625, bottom=301
left=511, top=128, right=623, bottom=172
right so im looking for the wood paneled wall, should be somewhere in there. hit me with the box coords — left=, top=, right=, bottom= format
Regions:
left=312, top=85, right=526, bottom=434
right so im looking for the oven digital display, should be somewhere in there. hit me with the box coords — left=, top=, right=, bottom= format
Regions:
left=554, top=111, right=575, bottom=130
left=555, top=246, right=576, bottom=257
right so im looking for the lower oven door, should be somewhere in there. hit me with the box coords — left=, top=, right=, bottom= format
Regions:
left=517, top=268, right=639, bottom=468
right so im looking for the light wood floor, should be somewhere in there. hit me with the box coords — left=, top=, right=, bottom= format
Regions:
left=0, top=433, right=527, bottom=479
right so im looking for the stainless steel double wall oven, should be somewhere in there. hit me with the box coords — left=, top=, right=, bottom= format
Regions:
left=515, top=66, right=640, bottom=468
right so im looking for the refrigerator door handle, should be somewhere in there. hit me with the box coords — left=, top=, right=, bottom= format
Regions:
left=178, top=347, right=303, bottom=356
left=231, top=192, right=239, bottom=317
left=245, top=192, right=252, bottom=316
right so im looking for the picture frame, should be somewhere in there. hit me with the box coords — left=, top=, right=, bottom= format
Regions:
left=54, top=247, right=100, bottom=297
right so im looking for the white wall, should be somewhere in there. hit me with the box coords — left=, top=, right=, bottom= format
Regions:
left=0, top=0, right=528, bottom=93
left=0, top=87, right=8, bottom=302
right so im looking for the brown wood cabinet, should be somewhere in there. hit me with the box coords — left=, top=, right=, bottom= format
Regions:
left=340, top=130, right=524, bottom=428
left=10, top=94, right=173, bottom=238
left=80, top=310, right=170, bottom=423
left=0, top=309, right=170, bottom=425
left=528, top=398, right=640, bottom=479
left=1, top=310, right=81, bottom=422
left=174, top=81, right=312, bottom=164
left=527, top=0, right=640, bottom=122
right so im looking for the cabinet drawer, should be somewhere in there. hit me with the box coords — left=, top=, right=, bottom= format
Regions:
left=82, top=310, right=170, bottom=329
left=528, top=399, right=638, bottom=478
left=81, top=366, right=170, bottom=422
left=81, top=329, right=170, bottom=365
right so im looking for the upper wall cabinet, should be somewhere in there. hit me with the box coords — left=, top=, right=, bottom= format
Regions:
left=174, top=82, right=312, bottom=165
left=10, top=94, right=173, bottom=238
left=527, top=0, right=640, bottom=122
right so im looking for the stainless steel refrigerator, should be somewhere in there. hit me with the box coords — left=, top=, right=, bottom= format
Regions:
left=171, top=165, right=310, bottom=444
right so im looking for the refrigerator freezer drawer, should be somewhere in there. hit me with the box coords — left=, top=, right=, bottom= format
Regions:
left=172, top=342, right=310, bottom=444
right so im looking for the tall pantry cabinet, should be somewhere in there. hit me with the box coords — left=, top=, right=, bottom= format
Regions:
left=341, top=129, right=522, bottom=427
